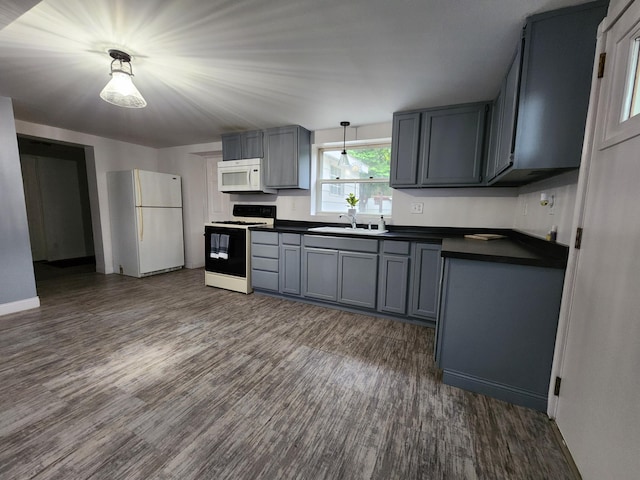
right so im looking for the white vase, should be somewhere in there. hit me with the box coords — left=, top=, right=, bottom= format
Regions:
left=347, top=208, right=356, bottom=216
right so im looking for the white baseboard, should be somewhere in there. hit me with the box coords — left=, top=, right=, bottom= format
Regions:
left=0, top=296, right=41, bottom=317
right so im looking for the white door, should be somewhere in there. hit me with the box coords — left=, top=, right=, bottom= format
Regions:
left=554, top=1, right=640, bottom=478
left=135, top=170, right=182, bottom=207
left=137, top=207, right=184, bottom=275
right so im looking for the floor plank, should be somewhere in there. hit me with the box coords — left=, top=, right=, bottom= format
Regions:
left=0, top=268, right=575, bottom=479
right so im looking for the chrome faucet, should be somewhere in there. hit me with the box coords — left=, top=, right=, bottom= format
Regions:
left=339, top=213, right=357, bottom=229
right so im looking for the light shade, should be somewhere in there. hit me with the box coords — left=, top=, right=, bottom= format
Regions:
left=99, top=49, right=147, bottom=108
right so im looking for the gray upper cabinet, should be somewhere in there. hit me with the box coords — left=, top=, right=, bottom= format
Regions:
left=390, top=112, right=421, bottom=186
left=409, top=243, right=442, bottom=321
left=222, top=130, right=264, bottom=160
left=264, top=125, right=311, bottom=189
left=390, top=103, right=489, bottom=188
left=488, top=1, right=607, bottom=185
left=420, top=104, right=487, bottom=185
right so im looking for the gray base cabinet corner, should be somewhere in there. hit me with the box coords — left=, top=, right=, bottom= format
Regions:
left=409, top=243, right=442, bottom=321
left=437, top=257, right=565, bottom=411
left=264, top=125, right=311, bottom=189
left=338, top=251, right=378, bottom=309
left=302, top=247, right=338, bottom=301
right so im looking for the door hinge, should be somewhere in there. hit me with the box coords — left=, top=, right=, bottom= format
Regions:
left=575, top=227, right=583, bottom=249
left=597, top=52, right=606, bottom=78
left=554, top=376, right=562, bottom=396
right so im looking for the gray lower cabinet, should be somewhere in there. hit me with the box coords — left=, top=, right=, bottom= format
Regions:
left=279, top=234, right=301, bottom=295
left=302, top=247, right=339, bottom=301
left=337, top=251, right=378, bottom=309
left=251, top=231, right=279, bottom=291
left=409, top=243, right=442, bottom=321
left=436, top=257, right=565, bottom=411
left=377, top=241, right=411, bottom=315
left=264, top=125, right=311, bottom=189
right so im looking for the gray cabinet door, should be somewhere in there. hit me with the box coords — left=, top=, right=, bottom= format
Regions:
left=337, top=251, right=378, bottom=309
left=264, top=126, right=310, bottom=189
left=280, top=245, right=301, bottom=295
left=302, top=247, right=338, bottom=301
left=390, top=112, right=421, bottom=187
left=494, top=47, right=521, bottom=179
left=420, top=103, right=487, bottom=185
left=242, top=130, right=264, bottom=158
left=485, top=90, right=503, bottom=182
left=221, top=133, right=242, bottom=160
left=378, top=254, right=409, bottom=315
left=409, top=243, right=442, bottom=320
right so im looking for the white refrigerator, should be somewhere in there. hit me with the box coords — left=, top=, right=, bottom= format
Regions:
left=107, top=169, right=184, bottom=277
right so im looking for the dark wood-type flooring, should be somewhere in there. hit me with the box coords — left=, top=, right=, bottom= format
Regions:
left=0, top=267, right=575, bottom=479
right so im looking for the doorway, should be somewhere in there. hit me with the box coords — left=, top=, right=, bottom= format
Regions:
left=18, top=136, right=96, bottom=281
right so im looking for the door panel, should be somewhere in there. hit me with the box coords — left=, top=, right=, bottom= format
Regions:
left=555, top=2, right=640, bottom=478
left=136, top=170, right=182, bottom=207
left=138, top=207, right=184, bottom=274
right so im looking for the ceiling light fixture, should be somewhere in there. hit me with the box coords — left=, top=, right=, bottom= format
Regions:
left=99, top=49, right=147, bottom=108
left=338, top=121, right=351, bottom=167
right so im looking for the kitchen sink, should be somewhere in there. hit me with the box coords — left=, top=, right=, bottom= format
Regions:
left=307, top=226, right=388, bottom=235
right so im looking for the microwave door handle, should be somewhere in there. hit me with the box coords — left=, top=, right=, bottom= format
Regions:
left=247, top=168, right=252, bottom=187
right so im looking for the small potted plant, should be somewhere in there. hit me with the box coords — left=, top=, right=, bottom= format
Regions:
left=346, top=193, right=358, bottom=216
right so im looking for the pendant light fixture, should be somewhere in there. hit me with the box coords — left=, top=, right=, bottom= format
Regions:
left=99, top=49, right=147, bottom=108
left=338, top=121, right=351, bottom=167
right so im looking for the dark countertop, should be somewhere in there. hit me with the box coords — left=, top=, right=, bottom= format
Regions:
left=251, top=220, right=568, bottom=269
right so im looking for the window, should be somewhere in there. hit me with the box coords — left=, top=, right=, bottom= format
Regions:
left=317, top=144, right=392, bottom=215
left=623, top=37, right=640, bottom=120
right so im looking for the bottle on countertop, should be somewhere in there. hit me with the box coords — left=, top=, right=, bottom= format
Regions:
left=378, top=216, right=386, bottom=231
left=546, top=225, right=557, bottom=242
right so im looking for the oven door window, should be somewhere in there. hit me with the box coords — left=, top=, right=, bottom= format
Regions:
left=205, top=227, right=246, bottom=277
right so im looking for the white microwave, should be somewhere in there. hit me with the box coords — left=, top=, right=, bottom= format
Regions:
left=217, top=158, right=276, bottom=194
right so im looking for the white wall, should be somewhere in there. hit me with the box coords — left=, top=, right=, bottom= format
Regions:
left=15, top=120, right=159, bottom=273
left=0, top=97, right=38, bottom=314
left=512, top=170, right=579, bottom=245
left=157, top=141, right=222, bottom=269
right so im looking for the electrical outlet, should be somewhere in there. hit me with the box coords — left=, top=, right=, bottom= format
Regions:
left=410, top=202, right=424, bottom=214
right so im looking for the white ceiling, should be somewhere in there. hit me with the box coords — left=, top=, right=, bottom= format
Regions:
left=0, top=0, right=591, bottom=148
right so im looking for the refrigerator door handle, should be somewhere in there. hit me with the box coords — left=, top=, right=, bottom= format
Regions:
left=138, top=208, right=144, bottom=242
left=135, top=169, right=142, bottom=206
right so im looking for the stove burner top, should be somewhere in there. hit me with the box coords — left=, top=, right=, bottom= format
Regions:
left=212, top=221, right=267, bottom=225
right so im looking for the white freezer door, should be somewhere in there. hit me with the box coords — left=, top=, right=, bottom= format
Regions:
left=137, top=207, right=184, bottom=275
left=135, top=170, right=182, bottom=207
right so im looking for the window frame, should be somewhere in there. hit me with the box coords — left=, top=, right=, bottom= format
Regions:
left=315, top=141, right=392, bottom=216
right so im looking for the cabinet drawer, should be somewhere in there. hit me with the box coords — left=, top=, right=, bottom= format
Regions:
left=251, top=269, right=279, bottom=291
left=252, top=231, right=278, bottom=245
left=382, top=240, right=410, bottom=255
left=280, top=233, right=301, bottom=245
left=251, top=256, right=279, bottom=272
left=303, top=235, right=378, bottom=253
left=252, top=244, right=279, bottom=259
